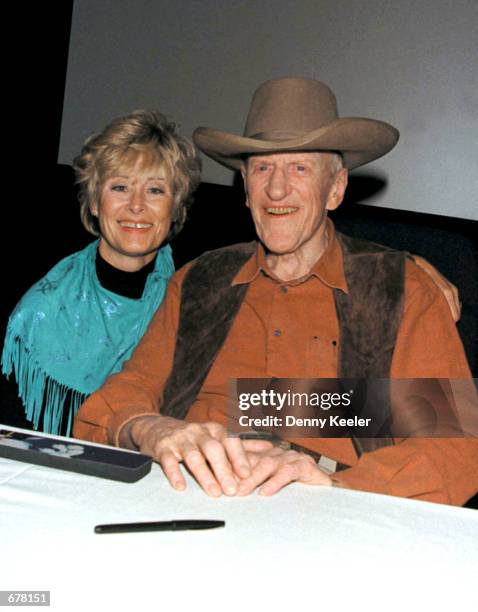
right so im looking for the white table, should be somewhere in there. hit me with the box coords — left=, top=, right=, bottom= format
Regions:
left=1, top=441, right=477, bottom=611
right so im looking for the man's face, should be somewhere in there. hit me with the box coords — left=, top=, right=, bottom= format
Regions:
left=241, top=152, right=347, bottom=258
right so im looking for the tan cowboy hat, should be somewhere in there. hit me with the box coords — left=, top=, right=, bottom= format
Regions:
left=193, top=77, right=399, bottom=170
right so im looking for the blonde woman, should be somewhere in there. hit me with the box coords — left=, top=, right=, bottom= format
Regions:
left=2, top=110, right=201, bottom=436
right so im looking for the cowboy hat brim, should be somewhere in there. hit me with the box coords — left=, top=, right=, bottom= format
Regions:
left=193, top=117, right=399, bottom=171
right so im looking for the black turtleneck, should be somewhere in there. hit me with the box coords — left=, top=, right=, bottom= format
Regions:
left=95, top=251, right=157, bottom=299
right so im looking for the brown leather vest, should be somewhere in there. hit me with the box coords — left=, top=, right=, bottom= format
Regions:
left=161, top=233, right=406, bottom=454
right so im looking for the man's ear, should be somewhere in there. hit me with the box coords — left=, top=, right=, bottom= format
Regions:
left=240, top=163, right=250, bottom=208
left=326, top=168, right=348, bottom=212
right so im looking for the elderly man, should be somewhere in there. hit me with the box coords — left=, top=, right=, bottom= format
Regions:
left=74, top=78, right=477, bottom=505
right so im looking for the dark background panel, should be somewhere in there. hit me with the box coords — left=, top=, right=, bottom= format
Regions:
left=2, top=1, right=75, bottom=339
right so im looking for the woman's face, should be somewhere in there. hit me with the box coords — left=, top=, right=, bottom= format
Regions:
left=92, top=159, right=174, bottom=272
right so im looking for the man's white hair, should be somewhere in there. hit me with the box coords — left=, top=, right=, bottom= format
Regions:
left=329, top=152, right=344, bottom=174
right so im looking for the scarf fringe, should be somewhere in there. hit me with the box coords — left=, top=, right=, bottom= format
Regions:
left=2, top=335, right=87, bottom=436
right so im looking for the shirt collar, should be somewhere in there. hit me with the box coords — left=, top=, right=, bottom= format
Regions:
left=232, top=218, right=348, bottom=293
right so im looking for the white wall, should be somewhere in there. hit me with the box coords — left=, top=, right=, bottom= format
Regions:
left=60, top=0, right=478, bottom=220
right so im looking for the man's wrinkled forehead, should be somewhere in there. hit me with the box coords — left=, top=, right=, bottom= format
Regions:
left=243, top=150, right=337, bottom=169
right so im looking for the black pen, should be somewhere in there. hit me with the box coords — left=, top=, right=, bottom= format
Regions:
left=94, top=520, right=225, bottom=534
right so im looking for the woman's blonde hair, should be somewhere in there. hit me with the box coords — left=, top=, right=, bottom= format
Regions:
left=73, top=110, right=201, bottom=240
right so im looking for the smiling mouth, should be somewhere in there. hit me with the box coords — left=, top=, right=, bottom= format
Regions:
left=119, top=221, right=153, bottom=229
left=266, top=207, right=298, bottom=215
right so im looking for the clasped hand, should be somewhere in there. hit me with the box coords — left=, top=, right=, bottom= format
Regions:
left=125, top=415, right=332, bottom=497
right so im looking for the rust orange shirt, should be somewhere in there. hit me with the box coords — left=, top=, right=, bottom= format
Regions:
left=74, top=222, right=478, bottom=505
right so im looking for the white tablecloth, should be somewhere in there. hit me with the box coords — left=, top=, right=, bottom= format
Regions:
left=1, top=450, right=477, bottom=611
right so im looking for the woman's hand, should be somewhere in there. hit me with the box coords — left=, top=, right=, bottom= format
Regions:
left=412, top=255, right=461, bottom=322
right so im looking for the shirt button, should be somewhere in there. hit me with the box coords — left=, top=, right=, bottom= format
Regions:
left=280, top=286, right=288, bottom=293
left=274, top=329, right=282, bottom=337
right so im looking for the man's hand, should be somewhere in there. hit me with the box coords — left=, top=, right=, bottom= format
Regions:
left=412, top=255, right=461, bottom=322
left=121, top=415, right=270, bottom=497
left=236, top=445, right=332, bottom=496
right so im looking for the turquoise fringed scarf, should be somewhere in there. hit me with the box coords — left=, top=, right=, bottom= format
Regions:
left=1, top=240, right=174, bottom=436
